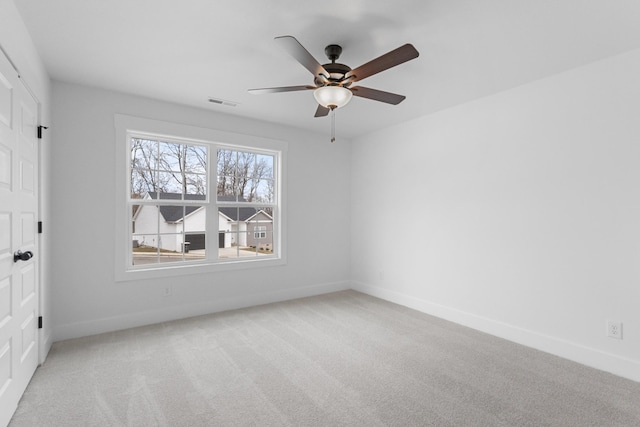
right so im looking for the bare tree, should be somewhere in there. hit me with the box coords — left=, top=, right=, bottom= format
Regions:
left=187, top=145, right=207, bottom=195
left=131, top=139, right=165, bottom=197
left=217, top=149, right=236, bottom=197
left=131, top=141, right=272, bottom=201
left=236, top=152, right=254, bottom=200
left=216, top=149, right=273, bottom=202
left=159, top=142, right=188, bottom=195
left=131, top=139, right=208, bottom=198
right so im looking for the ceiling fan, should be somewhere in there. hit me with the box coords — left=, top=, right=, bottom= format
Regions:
left=249, top=36, right=419, bottom=142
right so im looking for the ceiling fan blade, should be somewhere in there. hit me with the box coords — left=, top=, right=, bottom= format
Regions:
left=314, top=105, right=331, bottom=117
left=248, top=85, right=316, bottom=94
left=346, top=44, right=419, bottom=82
left=350, top=86, right=406, bottom=105
left=275, top=36, right=330, bottom=79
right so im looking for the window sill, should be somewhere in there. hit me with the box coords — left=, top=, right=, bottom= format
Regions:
left=115, top=256, right=286, bottom=282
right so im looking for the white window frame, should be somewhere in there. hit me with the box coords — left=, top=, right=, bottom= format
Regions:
left=115, top=114, right=287, bottom=282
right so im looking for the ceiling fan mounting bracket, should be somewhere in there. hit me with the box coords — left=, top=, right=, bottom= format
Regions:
left=324, top=44, right=342, bottom=62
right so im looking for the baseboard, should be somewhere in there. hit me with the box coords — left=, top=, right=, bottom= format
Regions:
left=39, top=330, right=53, bottom=365
left=53, top=281, right=350, bottom=341
left=352, top=281, right=640, bottom=383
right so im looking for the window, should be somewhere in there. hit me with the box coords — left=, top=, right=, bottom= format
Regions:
left=130, top=137, right=208, bottom=265
left=216, top=148, right=276, bottom=259
left=115, top=114, right=287, bottom=281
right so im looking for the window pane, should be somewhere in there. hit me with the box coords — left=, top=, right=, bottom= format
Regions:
left=217, top=149, right=232, bottom=173
left=131, top=233, right=198, bottom=265
left=217, top=206, right=274, bottom=259
left=256, top=154, right=274, bottom=179
left=185, top=173, right=206, bottom=196
left=216, top=149, right=274, bottom=203
left=131, top=167, right=159, bottom=199
left=183, top=206, right=206, bottom=260
left=217, top=176, right=235, bottom=200
left=178, top=144, right=207, bottom=195
left=218, top=230, right=264, bottom=259
left=131, top=202, right=160, bottom=262
left=131, top=200, right=206, bottom=265
left=131, top=237, right=160, bottom=266
left=247, top=210, right=274, bottom=254
left=217, top=149, right=235, bottom=189
left=133, top=139, right=208, bottom=200
left=186, top=145, right=207, bottom=174
left=250, top=178, right=274, bottom=203
left=218, top=231, right=240, bottom=259
left=131, top=138, right=160, bottom=199
left=131, top=236, right=194, bottom=264
left=155, top=233, right=185, bottom=263
left=158, top=142, right=184, bottom=173
left=241, top=180, right=255, bottom=202
left=131, top=138, right=158, bottom=171
left=158, top=171, right=183, bottom=195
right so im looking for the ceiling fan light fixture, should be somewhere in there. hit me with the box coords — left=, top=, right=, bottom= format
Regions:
left=313, top=85, right=352, bottom=109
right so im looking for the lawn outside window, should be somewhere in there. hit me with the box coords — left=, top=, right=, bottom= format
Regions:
left=114, top=114, right=287, bottom=281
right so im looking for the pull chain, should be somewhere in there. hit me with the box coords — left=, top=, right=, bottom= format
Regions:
left=330, top=107, right=336, bottom=143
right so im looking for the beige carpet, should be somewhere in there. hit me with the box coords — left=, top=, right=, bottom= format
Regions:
left=9, top=290, right=640, bottom=426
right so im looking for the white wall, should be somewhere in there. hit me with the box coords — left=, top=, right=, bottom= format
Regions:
left=351, top=49, right=640, bottom=382
left=0, top=0, right=52, bottom=362
left=50, top=81, right=351, bottom=340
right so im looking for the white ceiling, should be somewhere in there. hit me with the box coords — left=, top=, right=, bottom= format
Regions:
left=15, top=0, right=640, bottom=139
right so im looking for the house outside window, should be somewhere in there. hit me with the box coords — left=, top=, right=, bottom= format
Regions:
left=254, top=226, right=267, bottom=239
left=115, top=114, right=287, bottom=281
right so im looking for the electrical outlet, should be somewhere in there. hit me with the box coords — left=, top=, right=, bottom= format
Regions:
left=163, top=286, right=172, bottom=297
left=607, top=320, right=622, bottom=339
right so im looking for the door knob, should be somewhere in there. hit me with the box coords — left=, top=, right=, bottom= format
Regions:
left=13, top=250, right=33, bottom=263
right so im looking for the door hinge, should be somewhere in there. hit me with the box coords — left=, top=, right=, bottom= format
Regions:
left=37, top=125, right=48, bottom=139
left=38, top=316, right=43, bottom=329
left=38, top=221, right=43, bottom=234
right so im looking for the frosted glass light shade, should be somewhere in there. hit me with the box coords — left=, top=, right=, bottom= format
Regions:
left=313, top=86, right=353, bottom=109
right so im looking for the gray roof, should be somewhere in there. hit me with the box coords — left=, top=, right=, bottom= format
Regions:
left=148, top=192, right=204, bottom=222
left=218, top=206, right=259, bottom=222
left=217, top=195, right=260, bottom=222
left=147, top=192, right=258, bottom=222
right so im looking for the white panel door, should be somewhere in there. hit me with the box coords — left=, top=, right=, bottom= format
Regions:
left=0, top=51, right=39, bottom=427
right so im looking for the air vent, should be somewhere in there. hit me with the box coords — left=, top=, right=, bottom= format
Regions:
left=208, top=97, right=239, bottom=107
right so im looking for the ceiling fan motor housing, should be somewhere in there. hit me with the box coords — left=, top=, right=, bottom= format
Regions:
left=312, top=44, right=353, bottom=87
left=315, top=62, right=352, bottom=86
